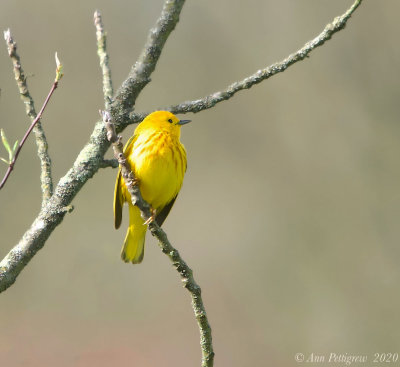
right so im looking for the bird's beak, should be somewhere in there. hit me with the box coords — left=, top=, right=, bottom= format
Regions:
left=178, top=119, right=191, bottom=125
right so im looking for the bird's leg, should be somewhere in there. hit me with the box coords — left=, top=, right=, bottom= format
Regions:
left=144, top=207, right=157, bottom=225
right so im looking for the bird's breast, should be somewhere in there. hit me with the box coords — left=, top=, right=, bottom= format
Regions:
left=128, top=132, right=186, bottom=209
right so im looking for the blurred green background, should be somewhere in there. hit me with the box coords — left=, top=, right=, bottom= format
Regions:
left=1, top=0, right=399, bottom=366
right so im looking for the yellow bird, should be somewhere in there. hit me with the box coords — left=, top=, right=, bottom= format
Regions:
left=113, top=111, right=191, bottom=264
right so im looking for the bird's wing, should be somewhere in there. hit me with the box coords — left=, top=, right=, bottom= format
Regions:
left=114, top=168, right=123, bottom=229
left=156, top=196, right=177, bottom=227
left=113, top=133, right=138, bottom=229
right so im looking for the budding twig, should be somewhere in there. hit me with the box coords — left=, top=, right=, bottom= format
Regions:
left=1, top=30, right=63, bottom=198
left=0, top=79, right=60, bottom=191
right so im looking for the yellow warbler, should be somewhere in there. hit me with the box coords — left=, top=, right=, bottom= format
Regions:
left=113, top=111, right=191, bottom=263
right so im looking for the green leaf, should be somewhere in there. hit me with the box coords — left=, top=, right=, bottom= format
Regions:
left=1, top=129, right=11, bottom=156
left=12, top=140, right=18, bottom=154
left=0, top=156, right=9, bottom=165
left=0, top=129, right=11, bottom=152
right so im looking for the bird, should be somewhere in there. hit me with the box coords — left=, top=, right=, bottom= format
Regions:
left=113, top=110, right=191, bottom=264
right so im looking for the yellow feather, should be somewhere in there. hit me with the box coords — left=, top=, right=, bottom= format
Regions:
left=113, top=111, right=189, bottom=264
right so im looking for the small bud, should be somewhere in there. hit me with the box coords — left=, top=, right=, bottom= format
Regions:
left=55, top=52, right=64, bottom=82
left=3, top=29, right=11, bottom=42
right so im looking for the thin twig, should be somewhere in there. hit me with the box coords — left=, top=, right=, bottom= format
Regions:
left=111, top=0, right=186, bottom=126
left=0, top=79, right=59, bottom=191
left=94, top=10, right=114, bottom=109
left=161, top=0, right=362, bottom=115
left=3, top=29, right=54, bottom=204
left=102, top=110, right=214, bottom=367
left=99, top=158, right=118, bottom=169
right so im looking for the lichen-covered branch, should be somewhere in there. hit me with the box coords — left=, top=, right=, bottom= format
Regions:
left=0, top=0, right=363, bottom=293
left=0, top=0, right=187, bottom=293
left=0, top=0, right=362, bottom=305
left=99, top=158, right=118, bottom=169
left=94, top=10, right=114, bottom=109
left=3, top=30, right=53, bottom=205
left=163, top=0, right=362, bottom=116
left=0, top=118, right=108, bottom=293
left=111, top=0, right=186, bottom=126
left=103, top=111, right=214, bottom=367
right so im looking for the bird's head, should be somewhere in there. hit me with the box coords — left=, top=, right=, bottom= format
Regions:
left=137, top=111, right=191, bottom=138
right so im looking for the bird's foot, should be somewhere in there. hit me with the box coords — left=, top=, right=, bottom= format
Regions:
left=144, top=208, right=157, bottom=225
left=132, top=177, right=139, bottom=186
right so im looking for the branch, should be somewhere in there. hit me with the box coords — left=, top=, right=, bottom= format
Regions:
left=0, top=0, right=362, bottom=302
left=111, top=0, right=186, bottom=125
left=3, top=30, right=54, bottom=205
left=0, top=81, right=60, bottom=191
left=99, top=158, right=118, bottom=169
left=0, top=0, right=187, bottom=293
left=102, top=111, right=214, bottom=367
left=94, top=10, right=114, bottom=110
left=0, top=119, right=107, bottom=293
left=164, top=0, right=362, bottom=115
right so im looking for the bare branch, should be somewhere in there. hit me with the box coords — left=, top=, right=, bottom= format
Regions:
left=165, top=0, right=362, bottom=115
left=3, top=29, right=54, bottom=205
left=102, top=110, right=214, bottom=367
left=94, top=10, right=114, bottom=109
left=111, top=0, right=186, bottom=125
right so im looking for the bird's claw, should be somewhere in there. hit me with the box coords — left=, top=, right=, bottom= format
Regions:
left=144, top=208, right=157, bottom=225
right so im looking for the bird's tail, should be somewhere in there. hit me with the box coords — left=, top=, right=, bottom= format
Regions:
left=121, top=204, right=146, bottom=264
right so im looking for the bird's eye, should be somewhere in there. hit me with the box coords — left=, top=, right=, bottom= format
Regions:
left=168, top=118, right=173, bottom=123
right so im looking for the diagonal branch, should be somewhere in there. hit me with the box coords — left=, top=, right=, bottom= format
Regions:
left=0, top=119, right=108, bottom=294
left=103, top=111, right=214, bottom=367
left=111, top=0, right=186, bottom=125
left=3, top=29, right=54, bottom=205
left=0, top=0, right=362, bottom=304
left=163, top=0, right=362, bottom=115
left=0, top=0, right=187, bottom=294
left=94, top=10, right=114, bottom=110
left=0, top=80, right=60, bottom=191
